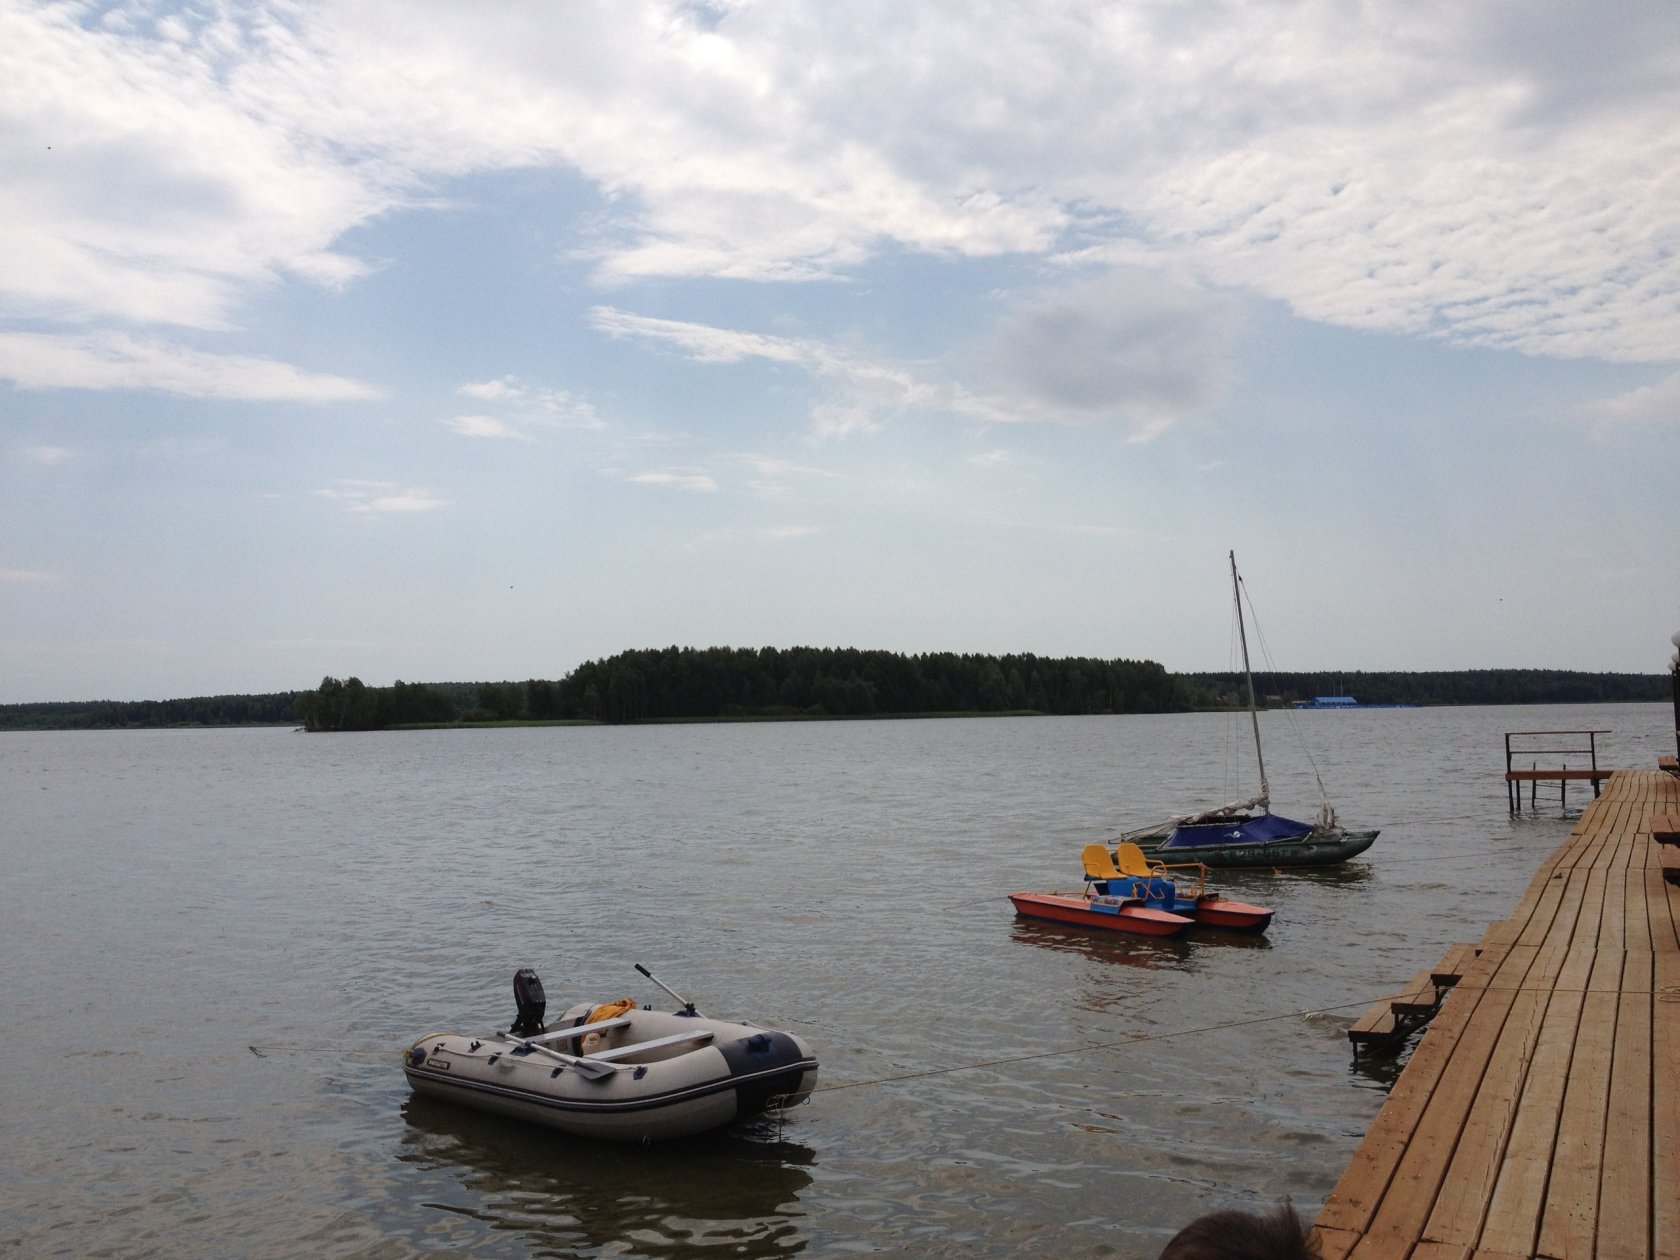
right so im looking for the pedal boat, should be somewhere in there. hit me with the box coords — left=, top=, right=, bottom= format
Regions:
left=1081, top=842, right=1274, bottom=932
left=1008, top=888, right=1194, bottom=936
left=404, top=969, right=818, bottom=1142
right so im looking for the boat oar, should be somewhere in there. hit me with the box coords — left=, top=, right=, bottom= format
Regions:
left=635, top=962, right=701, bottom=1016
left=501, top=1035, right=618, bottom=1080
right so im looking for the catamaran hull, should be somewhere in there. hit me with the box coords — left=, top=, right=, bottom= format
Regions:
left=1009, top=891, right=1193, bottom=936
left=1083, top=876, right=1275, bottom=932
left=1133, top=827, right=1379, bottom=869
left=1189, top=896, right=1275, bottom=931
left=404, top=1011, right=818, bottom=1142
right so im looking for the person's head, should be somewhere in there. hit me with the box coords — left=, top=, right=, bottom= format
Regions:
left=1158, top=1203, right=1319, bottom=1260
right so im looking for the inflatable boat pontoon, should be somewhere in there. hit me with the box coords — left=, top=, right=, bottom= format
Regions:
left=404, top=967, right=818, bottom=1142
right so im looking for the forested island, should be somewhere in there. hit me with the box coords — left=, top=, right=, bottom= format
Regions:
left=288, top=647, right=1178, bottom=731
left=0, top=646, right=1669, bottom=731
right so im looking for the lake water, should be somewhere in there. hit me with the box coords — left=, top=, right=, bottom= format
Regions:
left=3, top=704, right=1671, bottom=1258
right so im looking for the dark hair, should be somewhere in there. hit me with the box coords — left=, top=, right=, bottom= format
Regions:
left=1158, top=1203, right=1319, bottom=1260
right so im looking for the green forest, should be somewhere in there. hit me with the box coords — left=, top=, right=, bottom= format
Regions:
left=1174, top=668, right=1669, bottom=710
left=292, top=647, right=1180, bottom=731
left=0, top=691, right=304, bottom=730
left=0, top=648, right=1669, bottom=731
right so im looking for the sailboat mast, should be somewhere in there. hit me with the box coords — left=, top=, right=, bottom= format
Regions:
left=1230, top=550, right=1270, bottom=805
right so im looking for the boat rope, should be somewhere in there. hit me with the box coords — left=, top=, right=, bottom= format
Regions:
left=253, top=941, right=1598, bottom=1079
left=809, top=994, right=1415, bottom=1095
left=1353, top=838, right=1566, bottom=867
left=239, top=988, right=1402, bottom=1066
left=1235, top=582, right=1334, bottom=808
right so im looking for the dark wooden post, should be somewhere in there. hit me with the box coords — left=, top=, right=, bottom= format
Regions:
left=1671, top=653, right=1679, bottom=762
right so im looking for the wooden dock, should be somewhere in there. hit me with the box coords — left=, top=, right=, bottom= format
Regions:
left=1311, top=769, right=1680, bottom=1260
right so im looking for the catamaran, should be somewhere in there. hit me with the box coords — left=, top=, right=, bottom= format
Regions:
left=1119, top=552, right=1379, bottom=869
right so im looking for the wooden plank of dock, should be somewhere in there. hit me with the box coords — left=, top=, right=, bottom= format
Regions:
left=1312, top=769, right=1680, bottom=1259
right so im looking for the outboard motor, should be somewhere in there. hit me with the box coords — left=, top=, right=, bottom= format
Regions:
left=510, top=967, right=546, bottom=1036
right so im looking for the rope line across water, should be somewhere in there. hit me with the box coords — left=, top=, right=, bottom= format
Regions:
left=810, top=996, right=1388, bottom=1093
left=247, top=990, right=1423, bottom=1078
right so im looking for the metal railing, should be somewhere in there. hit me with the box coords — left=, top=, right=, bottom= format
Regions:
left=1504, top=729, right=1610, bottom=813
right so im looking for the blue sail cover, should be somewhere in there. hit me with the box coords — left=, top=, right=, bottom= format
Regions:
left=1161, top=812, right=1315, bottom=850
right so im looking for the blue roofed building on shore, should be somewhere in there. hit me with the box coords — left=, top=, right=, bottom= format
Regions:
left=1292, top=695, right=1416, bottom=710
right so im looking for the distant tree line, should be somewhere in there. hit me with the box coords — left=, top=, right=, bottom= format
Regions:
left=292, top=678, right=458, bottom=731
left=2, top=659, right=1668, bottom=732
left=0, top=692, right=303, bottom=730
left=1176, top=668, right=1669, bottom=710
left=291, top=647, right=1181, bottom=731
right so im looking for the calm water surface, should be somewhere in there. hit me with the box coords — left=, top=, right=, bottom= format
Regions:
left=2, top=704, right=1669, bottom=1258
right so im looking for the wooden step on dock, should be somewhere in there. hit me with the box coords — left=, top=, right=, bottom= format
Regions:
left=1347, top=946, right=1482, bottom=1056
left=1313, top=769, right=1680, bottom=1260
left=1430, top=942, right=1481, bottom=990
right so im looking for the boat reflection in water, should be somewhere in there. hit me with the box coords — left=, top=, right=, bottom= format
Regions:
left=1010, top=918, right=1271, bottom=1023
left=1008, top=917, right=1194, bottom=970
left=397, top=1093, right=815, bottom=1258
left=1009, top=916, right=1271, bottom=967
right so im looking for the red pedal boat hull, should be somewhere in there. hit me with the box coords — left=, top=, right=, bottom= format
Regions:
left=1190, top=895, right=1274, bottom=932
left=1008, top=891, right=1193, bottom=937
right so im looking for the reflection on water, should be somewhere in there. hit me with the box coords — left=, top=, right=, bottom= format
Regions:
left=397, top=1096, right=814, bottom=1257
left=1010, top=918, right=1197, bottom=970
left=1346, top=1039, right=1416, bottom=1093
left=1013, top=915, right=1271, bottom=966
left=1213, top=861, right=1376, bottom=891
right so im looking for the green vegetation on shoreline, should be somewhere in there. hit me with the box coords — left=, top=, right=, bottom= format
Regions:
left=290, top=648, right=1178, bottom=731
left=0, top=647, right=1668, bottom=732
left=0, top=691, right=304, bottom=731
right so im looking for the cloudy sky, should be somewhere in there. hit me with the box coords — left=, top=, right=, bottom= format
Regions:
left=3, top=0, right=1678, bottom=703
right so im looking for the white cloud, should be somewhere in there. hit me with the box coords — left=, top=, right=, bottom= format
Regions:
left=681, top=523, right=819, bottom=551
left=0, top=3, right=380, bottom=329
left=1057, top=5, right=1680, bottom=362
left=443, top=414, right=519, bottom=439
left=592, top=305, right=1020, bottom=436
left=596, top=286, right=1231, bottom=440
left=448, top=378, right=603, bottom=437
left=968, top=449, right=1010, bottom=467
left=21, top=445, right=74, bottom=465
left=363, top=490, right=448, bottom=513
left=630, top=470, right=718, bottom=492
left=0, top=332, right=379, bottom=401
left=736, top=452, right=844, bottom=500
left=745, top=480, right=793, bottom=502
left=3, top=1, right=1677, bottom=364
left=315, top=480, right=448, bottom=513
left=458, top=380, right=523, bottom=402
left=737, top=454, right=839, bottom=480
left=589, top=309, right=809, bottom=366
left=1578, top=371, right=1680, bottom=431
left=0, top=567, right=62, bottom=582
left=464, top=4, right=1680, bottom=358
left=808, top=403, right=880, bottom=439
